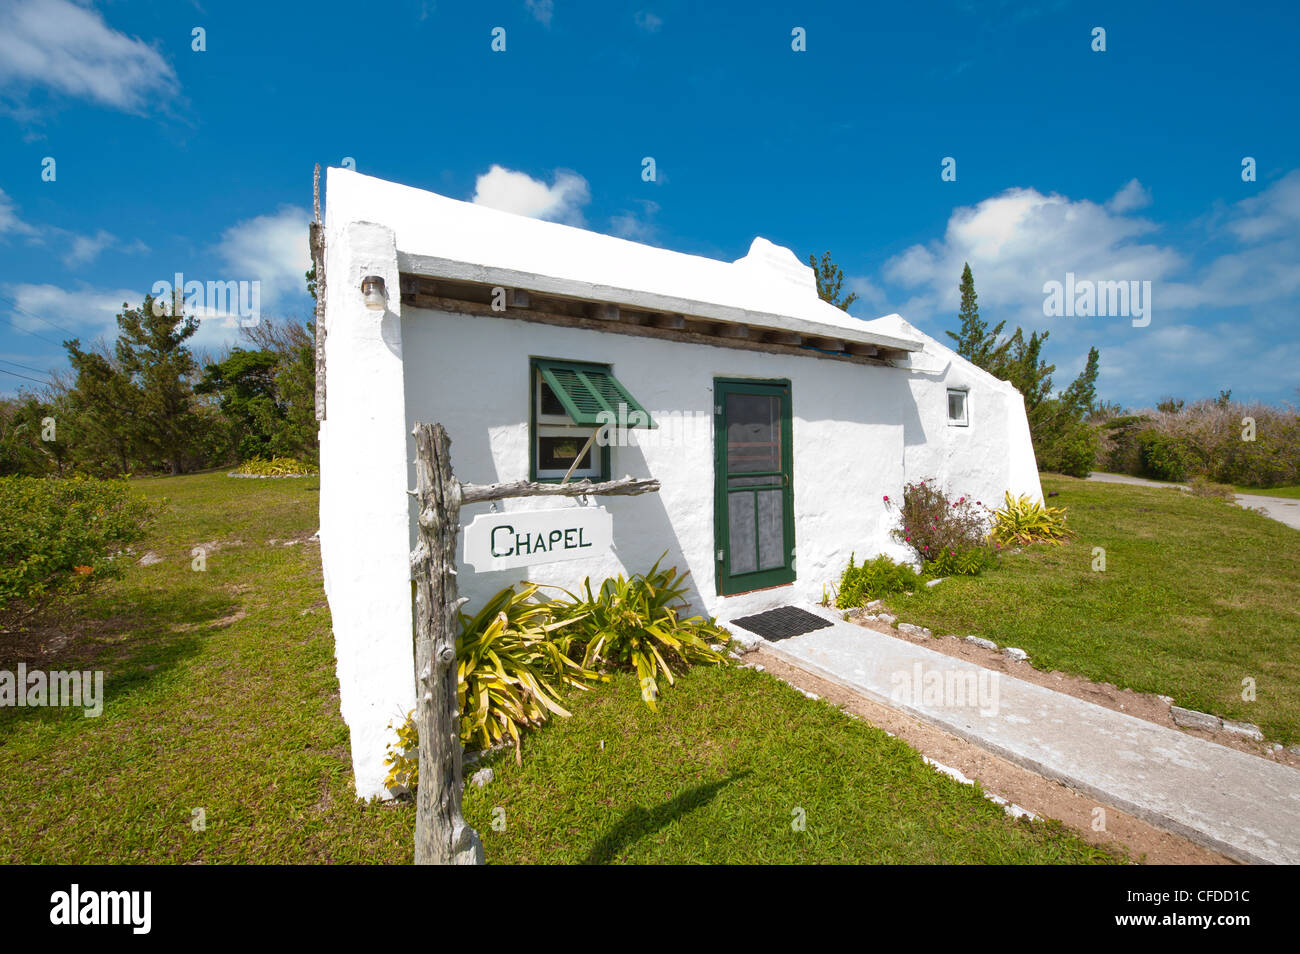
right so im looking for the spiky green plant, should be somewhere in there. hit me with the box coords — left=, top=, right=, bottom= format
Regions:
left=550, top=557, right=730, bottom=709
left=456, top=583, right=600, bottom=759
left=990, top=491, right=1072, bottom=545
left=231, top=456, right=317, bottom=477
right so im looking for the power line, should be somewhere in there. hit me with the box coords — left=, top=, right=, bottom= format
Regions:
left=0, top=292, right=80, bottom=338
left=0, top=357, right=54, bottom=376
left=0, top=311, right=65, bottom=348
left=0, top=366, right=50, bottom=386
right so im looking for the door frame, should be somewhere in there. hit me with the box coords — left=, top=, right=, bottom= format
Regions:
left=713, top=377, right=796, bottom=596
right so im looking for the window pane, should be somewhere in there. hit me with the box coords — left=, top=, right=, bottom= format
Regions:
left=540, top=379, right=567, bottom=417
left=756, top=489, right=785, bottom=570
left=948, top=392, right=965, bottom=421
left=728, top=491, right=757, bottom=574
left=538, top=434, right=592, bottom=472
left=726, top=393, right=781, bottom=473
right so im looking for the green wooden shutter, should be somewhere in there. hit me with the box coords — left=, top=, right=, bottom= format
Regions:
left=535, top=359, right=655, bottom=428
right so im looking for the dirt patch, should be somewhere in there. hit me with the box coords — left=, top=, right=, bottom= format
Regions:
left=849, top=614, right=1300, bottom=770
left=748, top=648, right=1235, bottom=865
left=168, top=611, right=248, bottom=634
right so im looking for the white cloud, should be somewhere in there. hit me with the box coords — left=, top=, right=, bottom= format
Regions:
left=3, top=282, right=139, bottom=342
left=63, top=228, right=117, bottom=266
left=0, top=187, right=38, bottom=238
left=877, top=172, right=1300, bottom=403
left=609, top=199, right=659, bottom=242
left=471, top=165, right=590, bottom=226
left=883, top=185, right=1183, bottom=327
left=1223, top=169, right=1300, bottom=244
left=635, top=10, right=663, bottom=32
left=0, top=0, right=180, bottom=114
left=1106, top=178, right=1152, bottom=213
left=0, top=188, right=144, bottom=264
left=846, top=276, right=890, bottom=314
left=525, top=0, right=554, bottom=27
left=213, top=205, right=313, bottom=309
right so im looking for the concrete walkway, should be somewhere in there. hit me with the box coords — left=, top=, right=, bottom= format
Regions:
left=1087, top=471, right=1300, bottom=530
left=722, top=603, right=1300, bottom=865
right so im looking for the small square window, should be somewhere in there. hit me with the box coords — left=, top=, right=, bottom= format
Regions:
left=529, top=358, right=654, bottom=482
left=533, top=370, right=606, bottom=481
left=947, top=388, right=969, bottom=426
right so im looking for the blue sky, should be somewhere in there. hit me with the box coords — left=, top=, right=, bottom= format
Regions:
left=1, top=0, right=1297, bottom=406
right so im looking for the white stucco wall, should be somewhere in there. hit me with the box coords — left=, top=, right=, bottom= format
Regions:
left=397, top=308, right=1042, bottom=617
left=319, top=169, right=1043, bottom=800
left=318, top=218, right=417, bottom=800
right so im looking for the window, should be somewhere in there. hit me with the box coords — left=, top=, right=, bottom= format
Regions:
left=947, top=388, right=969, bottom=426
left=529, top=358, right=653, bottom=481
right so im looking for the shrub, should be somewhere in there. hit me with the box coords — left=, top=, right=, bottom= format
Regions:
left=990, top=492, right=1071, bottom=545
left=1096, top=400, right=1300, bottom=489
left=382, top=710, right=420, bottom=795
left=0, top=476, right=155, bottom=610
left=1137, top=428, right=1195, bottom=482
left=1095, top=414, right=1147, bottom=475
left=383, top=563, right=729, bottom=789
left=925, top=544, right=999, bottom=577
left=1034, top=413, right=1100, bottom=478
left=886, top=481, right=991, bottom=568
left=231, top=456, right=317, bottom=477
left=1186, top=477, right=1235, bottom=500
left=457, top=583, right=599, bottom=757
left=550, top=557, right=729, bottom=709
left=835, top=553, right=921, bottom=608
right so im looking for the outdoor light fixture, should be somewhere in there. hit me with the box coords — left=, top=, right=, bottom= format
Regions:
left=361, top=275, right=387, bottom=310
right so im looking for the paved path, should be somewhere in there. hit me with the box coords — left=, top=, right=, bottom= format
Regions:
left=1086, top=472, right=1300, bottom=530
left=722, top=603, right=1300, bottom=865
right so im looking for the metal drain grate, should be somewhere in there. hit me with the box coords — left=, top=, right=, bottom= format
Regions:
left=729, top=606, right=833, bottom=642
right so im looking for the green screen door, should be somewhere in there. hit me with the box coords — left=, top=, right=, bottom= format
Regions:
left=714, top=379, right=795, bottom=595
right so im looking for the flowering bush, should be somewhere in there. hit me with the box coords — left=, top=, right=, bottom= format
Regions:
left=885, top=480, right=994, bottom=573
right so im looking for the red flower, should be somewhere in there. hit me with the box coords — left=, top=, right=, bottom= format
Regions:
left=883, top=495, right=890, bottom=502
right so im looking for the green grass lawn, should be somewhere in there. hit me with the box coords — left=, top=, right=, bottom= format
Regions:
left=885, top=475, right=1300, bottom=744
left=0, top=472, right=1117, bottom=864
left=1234, top=484, right=1300, bottom=499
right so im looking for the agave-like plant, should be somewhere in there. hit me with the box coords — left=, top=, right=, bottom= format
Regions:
left=550, top=556, right=730, bottom=709
left=990, top=491, right=1072, bottom=545
left=457, top=583, right=600, bottom=760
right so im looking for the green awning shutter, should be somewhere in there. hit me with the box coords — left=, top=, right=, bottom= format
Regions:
left=535, top=359, right=655, bottom=428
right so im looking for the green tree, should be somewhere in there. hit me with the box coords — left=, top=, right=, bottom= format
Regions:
left=0, top=394, right=63, bottom=476
left=196, top=348, right=283, bottom=460
left=62, top=341, right=139, bottom=475
left=237, top=318, right=318, bottom=461
left=946, top=263, right=1009, bottom=368
left=943, top=264, right=1102, bottom=477
left=808, top=251, right=859, bottom=311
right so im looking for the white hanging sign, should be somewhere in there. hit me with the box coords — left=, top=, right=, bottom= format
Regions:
left=463, top=506, right=613, bottom=571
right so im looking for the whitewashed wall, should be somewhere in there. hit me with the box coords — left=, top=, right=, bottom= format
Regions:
left=399, top=307, right=1042, bottom=616
left=319, top=175, right=1041, bottom=800
left=318, top=220, right=418, bottom=801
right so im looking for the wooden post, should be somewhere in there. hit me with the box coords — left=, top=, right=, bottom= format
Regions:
left=410, top=421, right=660, bottom=865
left=412, top=422, right=482, bottom=865
left=311, top=164, right=328, bottom=422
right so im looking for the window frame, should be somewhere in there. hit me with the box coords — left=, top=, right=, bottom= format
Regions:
left=946, top=387, right=970, bottom=427
left=529, top=358, right=612, bottom=482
